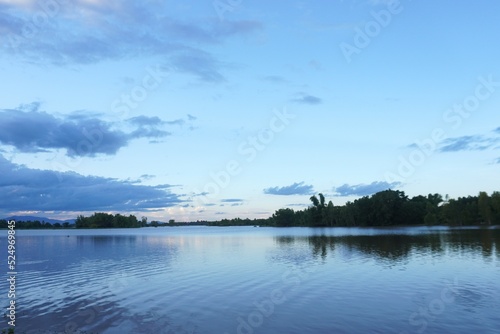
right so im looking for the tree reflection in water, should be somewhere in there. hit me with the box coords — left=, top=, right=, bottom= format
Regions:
left=274, top=227, right=500, bottom=264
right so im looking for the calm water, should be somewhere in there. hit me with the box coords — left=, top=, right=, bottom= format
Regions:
left=1, top=226, right=499, bottom=333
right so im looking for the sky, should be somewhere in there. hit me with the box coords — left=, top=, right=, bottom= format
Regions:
left=0, top=0, right=499, bottom=222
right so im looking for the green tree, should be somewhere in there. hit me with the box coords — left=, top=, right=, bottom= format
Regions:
left=441, top=199, right=461, bottom=225
left=76, top=215, right=88, bottom=228
left=272, top=208, right=295, bottom=227
left=478, top=191, right=492, bottom=224
left=113, top=214, right=128, bottom=228
left=427, top=193, right=443, bottom=207
left=402, top=195, right=428, bottom=225
left=308, top=193, right=327, bottom=226
left=93, top=213, right=114, bottom=228
left=424, top=210, right=438, bottom=225
left=319, top=193, right=326, bottom=207
left=309, top=195, right=320, bottom=208
left=491, top=191, right=500, bottom=224
left=325, top=201, right=335, bottom=226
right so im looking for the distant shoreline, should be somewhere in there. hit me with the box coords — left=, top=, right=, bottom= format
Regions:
left=2, top=223, right=498, bottom=231
left=3, top=189, right=499, bottom=229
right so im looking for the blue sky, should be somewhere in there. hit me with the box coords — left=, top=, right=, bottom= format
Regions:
left=0, top=0, right=499, bottom=222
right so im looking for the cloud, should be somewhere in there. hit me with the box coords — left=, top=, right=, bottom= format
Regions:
left=163, top=114, right=198, bottom=129
left=291, top=93, right=323, bottom=105
left=407, top=127, right=500, bottom=155
left=0, top=154, right=183, bottom=212
left=0, top=1, right=262, bottom=80
left=192, top=191, right=209, bottom=197
left=165, top=119, right=185, bottom=126
left=264, top=182, right=314, bottom=196
left=438, top=130, right=500, bottom=153
left=220, top=198, right=244, bottom=203
left=333, top=181, right=401, bottom=197
left=220, top=198, right=243, bottom=206
left=152, top=184, right=177, bottom=189
left=0, top=105, right=172, bottom=157
left=170, top=49, right=225, bottom=82
left=127, top=116, right=163, bottom=126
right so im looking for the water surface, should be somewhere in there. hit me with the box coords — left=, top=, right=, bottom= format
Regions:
left=1, top=226, right=499, bottom=333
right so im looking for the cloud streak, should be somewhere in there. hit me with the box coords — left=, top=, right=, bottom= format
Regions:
left=438, top=133, right=500, bottom=153
left=264, top=182, right=314, bottom=196
left=291, top=93, right=323, bottom=105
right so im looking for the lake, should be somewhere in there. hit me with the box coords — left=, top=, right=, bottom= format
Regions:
left=1, top=226, right=499, bottom=333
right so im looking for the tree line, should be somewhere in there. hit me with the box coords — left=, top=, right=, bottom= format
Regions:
left=75, top=213, right=147, bottom=228
left=270, top=190, right=500, bottom=227
left=2, top=190, right=499, bottom=229
left=0, top=213, right=147, bottom=229
left=0, top=220, right=72, bottom=229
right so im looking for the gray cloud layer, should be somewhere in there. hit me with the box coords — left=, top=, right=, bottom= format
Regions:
left=0, top=154, right=183, bottom=212
left=0, top=104, right=192, bottom=157
left=0, top=1, right=262, bottom=81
